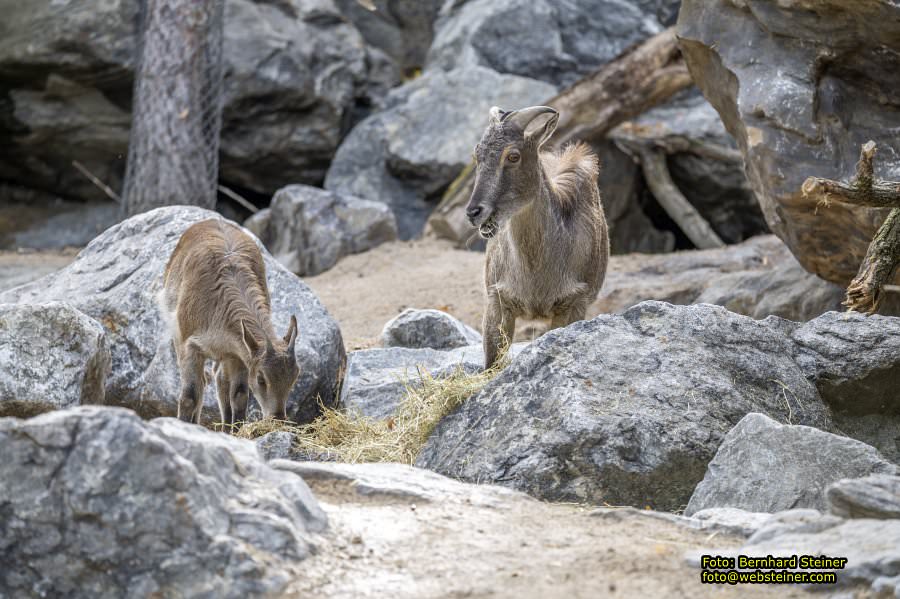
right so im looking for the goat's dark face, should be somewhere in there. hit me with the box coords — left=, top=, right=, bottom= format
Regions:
left=242, top=315, right=300, bottom=421
left=466, top=106, right=559, bottom=238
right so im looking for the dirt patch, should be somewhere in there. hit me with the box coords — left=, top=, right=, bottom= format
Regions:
left=289, top=479, right=818, bottom=599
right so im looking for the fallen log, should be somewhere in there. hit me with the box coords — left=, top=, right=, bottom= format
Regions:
left=802, top=142, right=900, bottom=313
left=427, top=26, right=693, bottom=246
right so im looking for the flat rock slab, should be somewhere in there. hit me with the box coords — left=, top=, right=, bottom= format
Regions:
left=0, top=206, right=345, bottom=424
left=0, top=302, right=110, bottom=417
left=0, top=406, right=325, bottom=597
left=826, top=474, right=900, bottom=520
left=417, top=301, right=833, bottom=510
left=690, top=512, right=900, bottom=595
left=685, top=413, right=897, bottom=515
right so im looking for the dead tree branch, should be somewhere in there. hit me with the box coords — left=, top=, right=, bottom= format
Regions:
left=804, top=141, right=900, bottom=313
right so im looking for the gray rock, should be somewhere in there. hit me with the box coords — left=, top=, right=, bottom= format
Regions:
left=0, top=302, right=110, bottom=417
left=0, top=206, right=345, bottom=424
left=325, top=66, right=556, bottom=238
left=0, top=0, right=389, bottom=202
left=791, top=311, right=900, bottom=416
left=827, top=474, right=900, bottom=520
left=417, top=301, right=833, bottom=510
left=271, top=460, right=525, bottom=506
left=0, top=406, right=325, bottom=598
left=791, top=311, right=900, bottom=462
left=594, top=234, right=845, bottom=322
left=249, top=184, right=397, bottom=276
left=6, top=199, right=119, bottom=251
left=255, top=430, right=338, bottom=463
left=427, top=0, right=665, bottom=87
left=691, top=515, right=900, bottom=593
left=341, top=343, right=526, bottom=420
left=679, top=0, right=900, bottom=285
left=381, top=308, right=481, bottom=350
left=333, top=0, right=443, bottom=74
left=685, top=413, right=896, bottom=516
left=689, top=508, right=784, bottom=538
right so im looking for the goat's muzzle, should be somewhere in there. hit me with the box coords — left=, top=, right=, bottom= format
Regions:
left=478, top=215, right=498, bottom=239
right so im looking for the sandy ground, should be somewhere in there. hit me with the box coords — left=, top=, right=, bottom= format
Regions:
left=0, top=249, right=79, bottom=293
left=286, top=467, right=819, bottom=599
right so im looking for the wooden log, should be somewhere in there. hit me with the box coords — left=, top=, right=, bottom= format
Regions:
left=636, top=146, right=725, bottom=249
left=427, top=26, right=692, bottom=245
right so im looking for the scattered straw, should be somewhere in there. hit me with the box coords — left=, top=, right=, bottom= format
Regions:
left=236, top=348, right=510, bottom=464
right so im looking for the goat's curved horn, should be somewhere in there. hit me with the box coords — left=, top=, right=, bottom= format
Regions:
left=503, top=106, right=558, bottom=129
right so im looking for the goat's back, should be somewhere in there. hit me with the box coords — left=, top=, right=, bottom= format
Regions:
left=161, top=219, right=271, bottom=343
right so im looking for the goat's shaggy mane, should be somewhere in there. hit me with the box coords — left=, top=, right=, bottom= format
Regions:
left=541, top=142, right=600, bottom=218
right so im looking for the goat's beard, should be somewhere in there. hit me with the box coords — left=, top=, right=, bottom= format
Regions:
left=478, top=215, right=498, bottom=239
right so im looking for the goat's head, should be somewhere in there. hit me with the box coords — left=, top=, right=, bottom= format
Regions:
left=241, top=315, right=300, bottom=420
left=466, top=105, right=559, bottom=238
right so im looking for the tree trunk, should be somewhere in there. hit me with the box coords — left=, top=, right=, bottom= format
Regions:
left=121, top=0, right=225, bottom=217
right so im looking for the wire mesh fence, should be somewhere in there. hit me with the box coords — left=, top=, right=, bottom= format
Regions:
left=121, top=0, right=225, bottom=217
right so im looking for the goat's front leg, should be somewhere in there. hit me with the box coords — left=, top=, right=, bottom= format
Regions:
left=483, top=292, right=515, bottom=370
left=229, top=363, right=250, bottom=429
left=214, top=363, right=233, bottom=430
left=177, top=341, right=206, bottom=424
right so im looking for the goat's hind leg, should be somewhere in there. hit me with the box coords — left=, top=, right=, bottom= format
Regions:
left=549, top=296, right=589, bottom=330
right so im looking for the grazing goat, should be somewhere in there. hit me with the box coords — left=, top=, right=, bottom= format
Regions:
left=466, top=106, right=609, bottom=368
left=160, top=219, right=300, bottom=426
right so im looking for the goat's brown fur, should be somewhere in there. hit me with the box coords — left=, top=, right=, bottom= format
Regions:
left=159, top=219, right=299, bottom=426
left=467, top=106, right=609, bottom=368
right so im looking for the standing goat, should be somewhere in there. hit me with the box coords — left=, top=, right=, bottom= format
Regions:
left=160, top=219, right=300, bottom=426
left=466, top=106, right=609, bottom=368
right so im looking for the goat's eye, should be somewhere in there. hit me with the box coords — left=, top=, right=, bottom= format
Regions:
left=508, top=152, right=520, bottom=163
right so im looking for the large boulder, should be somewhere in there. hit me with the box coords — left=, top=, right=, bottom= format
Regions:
left=826, top=474, right=900, bottom=520
left=678, top=0, right=900, bottom=285
left=417, top=302, right=834, bottom=510
left=0, top=0, right=390, bottom=202
left=246, top=184, right=397, bottom=277
left=325, top=66, right=556, bottom=238
left=685, top=413, right=897, bottom=516
left=381, top=308, right=481, bottom=350
left=0, top=302, right=110, bottom=417
left=0, top=407, right=325, bottom=597
left=0, top=206, right=345, bottom=424
left=426, top=0, right=668, bottom=87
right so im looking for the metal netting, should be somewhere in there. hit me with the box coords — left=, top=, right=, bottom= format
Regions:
left=121, top=0, right=225, bottom=216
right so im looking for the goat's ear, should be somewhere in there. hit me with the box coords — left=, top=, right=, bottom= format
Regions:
left=283, top=314, right=298, bottom=353
left=524, top=110, right=559, bottom=147
left=241, top=320, right=260, bottom=357
left=489, top=106, right=505, bottom=125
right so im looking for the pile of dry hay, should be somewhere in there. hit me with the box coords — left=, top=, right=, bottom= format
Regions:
left=235, top=354, right=509, bottom=464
